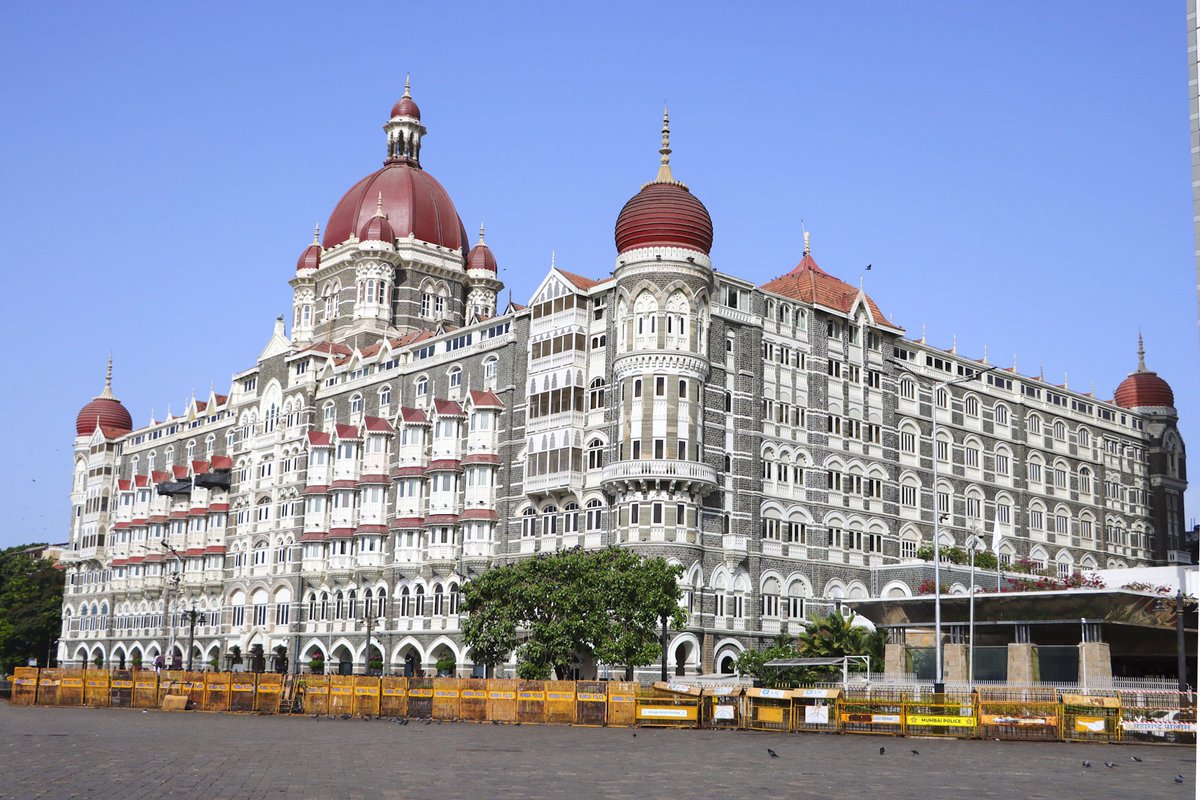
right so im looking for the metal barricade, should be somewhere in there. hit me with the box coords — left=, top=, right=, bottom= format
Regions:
left=204, top=672, right=230, bottom=712
left=545, top=680, right=576, bottom=725
left=59, top=669, right=85, bottom=706
left=790, top=688, right=841, bottom=734
left=606, top=681, right=639, bottom=727
left=904, top=691, right=976, bottom=738
left=838, top=689, right=905, bottom=736
left=229, top=674, right=258, bottom=712
left=745, top=687, right=793, bottom=732
left=1061, top=693, right=1121, bottom=743
left=977, top=688, right=1060, bottom=741
left=157, top=671, right=186, bottom=707
left=36, top=669, right=63, bottom=706
left=702, top=685, right=743, bottom=730
left=109, top=669, right=133, bottom=708
left=637, top=682, right=701, bottom=728
left=302, top=675, right=330, bottom=716
left=432, top=678, right=460, bottom=720
left=1118, top=690, right=1196, bottom=745
left=256, top=673, right=284, bottom=714
left=353, top=676, right=381, bottom=716
left=11, top=667, right=38, bottom=705
left=458, top=678, right=488, bottom=721
left=406, top=677, right=433, bottom=718
left=517, top=680, right=546, bottom=724
left=328, top=675, right=355, bottom=716
left=182, top=671, right=206, bottom=709
left=575, top=680, right=608, bottom=726
left=378, top=676, right=406, bottom=718
left=132, top=672, right=159, bottom=708
left=486, top=678, right=518, bottom=722
left=84, top=669, right=110, bottom=707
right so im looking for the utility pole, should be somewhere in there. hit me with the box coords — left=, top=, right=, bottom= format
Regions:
left=184, top=605, right=200, bottom=671
left=660, top=611, right=669, bottom=681
left=1176, top=588, right=1188, bottom=693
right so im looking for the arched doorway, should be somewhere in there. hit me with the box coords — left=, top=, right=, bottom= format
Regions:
left=718, top=653, right=736, bottom=675
left=331, top=644, right=354, bottom=676
left=674, top=643, right=690, bottom=677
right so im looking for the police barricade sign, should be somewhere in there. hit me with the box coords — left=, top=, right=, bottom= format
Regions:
left=353, top=676, right=381, bottom=716
left=36, top=668, right=63, bottom=706
left=132, top=673, right=159, bottom=709
left=606, top=681, right=639, bottom=727
left=545, top=681, right=577, bottom=725
left=517, top=680, right=546, bottom=724
left=109, top=669, right=134, bottom=708
left=791, top=687, right=840, bottom=733
left=407, top=677, right=434, bottom=719
left=745, top=687, right=793, bottom=732
left=229, top=675, right=258, bottom=712
left=977, top=689, right=1060, bottom=741
left=302, top=675, right=330, bottom=716
left=377, top=676, right=405, bottom=718
left=157, top=671, right=186, bottom=707
left=839, top=689, right=905, bottom=736
left=575, top=680, right=608, bottom=726
left=486, top=679, right=518, bottom=723
left=59, top=669, right=86, bottom=706
left=256, top=674, right=284, bottom=714
left=702, top=685, right=743, bottom=730
left=432, top=678, right=460, bottom=720
left=1061, top=693, right=1120, bottom=743
left=183, top=671, right=207, bottom=709
left=85, top=669, right=111, bottom=707
left=204, top=672, right=231, bottom=712
left=328, top=675, right=355, bottom=716
left=904, top=692, right=976, bottom=738
left=638, top=682, right=701, bottom=728
left=11, top=667, right=38, bottom=706
left=458, top=678, right=488, bottom=721
left=1118, top=690, right=1196, bottom=746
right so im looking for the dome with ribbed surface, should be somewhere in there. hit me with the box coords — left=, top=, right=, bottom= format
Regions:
left=296, top=226, right=322, bottom=271
left=466, top=225, right=497, bottom=272
left=1113, top=334, right=1175, bottom=409
left=323, top=162, right=466, bottom=252
left=76, top=359, right=132, bottom=436
left=391, top=78, right=421, bottom=119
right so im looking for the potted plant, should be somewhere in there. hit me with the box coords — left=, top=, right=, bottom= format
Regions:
left=308, top=656, right=325, bottom=674
left=227, top=645, right=244, bottom=671
left=130, top=654, right=143, bottom=670
left=92, top=654, right=104, bottom=669
left=368, top=658, right=384, bottom=674
left=435, top=655, right=456, bottom=677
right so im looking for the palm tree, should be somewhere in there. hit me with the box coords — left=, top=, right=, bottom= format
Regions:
left=796, top=611, right=882, bottom=676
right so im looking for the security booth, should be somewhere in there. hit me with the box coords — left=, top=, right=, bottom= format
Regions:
left=636, top=681, right=701, bottom=728
left=791, top=688, right=842, bottom=733
left=701, top=684, right=744, bottom=730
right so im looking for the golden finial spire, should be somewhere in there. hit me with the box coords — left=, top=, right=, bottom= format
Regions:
left=312, top=224, right=320, bottom=244
left=478, top=223, right=486, bottom=244
left=1137, top=330, right=1147, bottom=372
left=97, top=354, right=115, bottom=400
left=654, top=104, right=675, bottom=183
left=404, top=74, right=411, bottom=98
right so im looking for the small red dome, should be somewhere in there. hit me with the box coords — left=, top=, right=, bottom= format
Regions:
left=358, top=208, right=395, bottom=243
left=1114, top=371, right=1174, bottom=409
left=296, top=241, right=321, bottom=272
left=615, top=181, right=713, bottom=256
left=76, top=397, right=133, bottom=436
left=323, top=161, right=467, bottom=252
left=391, top=95, right=421, bottom=120
left=467, top=226, right=497, bottom=272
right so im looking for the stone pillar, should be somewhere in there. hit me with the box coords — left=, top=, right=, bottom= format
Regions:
left=943, top=643, right=968, bottom=684
left=884, top=643, right=907, bottom=679
left=700, top=632, right=714, bottom=674
left=1078, top=642, right=1113, bottom=687
left=1007, top=643, right=1039, bottom=684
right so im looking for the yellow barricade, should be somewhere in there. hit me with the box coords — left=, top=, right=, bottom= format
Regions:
left=701, top=685, right=743, bottom=730
left=517, top=680, right=546, bottom=723
left=378, top=676, right=406, bottom=718
left=545, top=680, right=576, bottom=725
left=109, top=670, right=134, bottom=708
left=790, top=688, right=840, bottom=733
left=977, top=688, right=1060, bottom=741
left=903, top=692, right=976, bottom=738
left=302, top=675, right=330, bottom=716
left=11, top=667, right=38, bottom=706
left=132, top=672, right=159, bottom=708
left=181, top=671, right=206, bottom=709
left=59, top=669, right=86, bottom=706
left=637, top=682, right=701, bottom=728
left=745, top=687, right=792, bottom=732
left=353, top=676, right=381, bottom=716
left=157, top=671, right=186, bottom=707
left=432, top=678, right=460, bottom=720
left=204, top=672, right=230, bottom=712
left=575, top=680, right=607, bottom=726
left=838, top=689, right=905, bottom=736
left=85, top=669, right=111, bottom=707
left=458, top=678, right=488, bottom=721
left=328, top=675, right=355, bottom=716
left=36, top=668, right=62, bottom=705
left=256, top=673, right=284, bottom=714
left=1118, top=690, right=1196, bottom=745
left=1061, top=693, right=1121, bottom=743
left=486, top=679, right=518, bottom=722
left=407, top=677, right=433, bottom=718
left=606, top=681, right=639, bottom=727
left=229, top=674, right=257, bottom=712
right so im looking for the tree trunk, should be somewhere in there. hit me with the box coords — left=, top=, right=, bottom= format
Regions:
left=625, top=665, right=634, bottom=681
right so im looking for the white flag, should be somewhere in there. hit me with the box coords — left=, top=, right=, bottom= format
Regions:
left=991, top=515, right=1004, bottom=557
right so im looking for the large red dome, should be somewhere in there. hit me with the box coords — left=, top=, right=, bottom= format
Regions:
left=615, top=181, right=713, bottom=255
left=323, top=161, right=467, bottom=253
left=1114, top=371, right=1174, bottom=409
left=76, top=398, right=133, bottom=436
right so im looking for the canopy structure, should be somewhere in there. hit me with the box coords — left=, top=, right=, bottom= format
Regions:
left=761, top=655, right=871, bottom=688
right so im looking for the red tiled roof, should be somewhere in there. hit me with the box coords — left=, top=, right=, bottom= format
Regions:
left=184, top=548, right=204, bottom=557
left=307, top=431, right=333, bottom=446
left=169, top=511, right=187, bottom=520
left=328, top=528, right=355, bottom=539
left=428, top=459, right=462, bottom=471
left=114, top=522, right=131, bottom=530
left=210, top=455, right=232, bottom=470
left=760, top=253, right=901, bottom=330
left=299, top=531, right=327, bottom=542
left=433, top=398, right=465, bottom=417
left=364, top=415, right=394, bottom=433
left=335, top=423, right=361, bottom=440
left=208, top=503, right=228, bottom=512
left=133, top=475, right=150, bottom=488
left=151, top=470, right=172, bottom=483
left=111, top=558, right=128, bottom=566
left=214, top=394, right=228, bottom=405
left=459, top=509, right=498, bottom=521
left=127, top=556, right=145, bottom=564
left=399, top=407, right=430, bottom=424
left=130, top=518, right=147, bottom=526
left=356, top=524, right=388, bottom=534
left=330, top=479, right=357, bottom=489
left=191, top=460, right=209, bottom=474
left=391, top=466, right=426, bottom=478
left=303, top=485, right=330, bottom=495
left=143, top=553, right=164, bottom=563
left=462, top=453, right=501, bottom=465
left=117, top=479, right=131, bottom=491
left=302, top=341, right=353, bottom=357
left=148, top=515, right=168, bottom=523
left=558, top=269, right=612, bottom=291
left=424, top=514, right=459, bottom=525
left=390, top=517, right=425, bottom=528
left=188, top=508, right=206, bottom=516
left=194, top=400, right=208, bottom=412
left=172, top=465, right=189, bottom=480
left=358, top=474, right=389, bottom=485
left=204, top=545, right=226, bottom=554
left=468, top=389, right=504, bottom=409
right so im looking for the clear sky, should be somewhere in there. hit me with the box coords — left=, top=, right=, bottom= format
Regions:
left=0, top=2, right=1195, bottom=549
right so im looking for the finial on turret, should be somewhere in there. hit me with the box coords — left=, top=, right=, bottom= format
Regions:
left=982, top=344, right=989, bottom=365
left=951, top=334, right=957, bottom=354
left=404, top=74, right=411, bottom=98
left=1136, top=330, right=1147, bottom=372
left=375, top=191, right=385, bottom=217
left=803, top=230, right=811, bottom=256
left=550, top=249, right=556, bottom=269
left=478, top=223, right=486, bottom=244
left=312, top=224, right=320, bottom=244
left=654, top=104, right=675, bottom=183
left=1063, top=372, right=1069, bottom=389
left=920, top=323, right=926, bottom=344
left=98, top=354, right=115, bottom=400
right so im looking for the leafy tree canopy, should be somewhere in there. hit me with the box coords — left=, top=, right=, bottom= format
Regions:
left=0, top=544, right=65, bottom=675
left=735, top=612, right=886, bottom=687
left=462, top=547, right=685, bottom=679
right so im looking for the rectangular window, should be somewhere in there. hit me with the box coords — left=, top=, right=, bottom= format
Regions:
left=652, top=503, right=663, bottom=524
left=629, top=503, right=640, bottom=525
left=901, top=484, right=917, bottom=507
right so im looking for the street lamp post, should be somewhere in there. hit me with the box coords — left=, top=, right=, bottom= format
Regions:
left=161, top=540, right=184, bottom=669
left=183, top=604, right=201, bottom=672
left=968, top=544, right=976, bottom=689
left=1175, top=589, right=1188, bottom=693
left=362, top=611, right=375, bottom=675
left=891, top=359, right=996, bottom=693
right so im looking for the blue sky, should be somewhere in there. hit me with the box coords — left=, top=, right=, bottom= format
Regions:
left=0, top=2, right=1195, bottom=549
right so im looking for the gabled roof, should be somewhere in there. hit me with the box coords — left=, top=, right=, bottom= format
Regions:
left=468, top=389, right=504, bottom=409
left=307, top=430, right=333, bottom=446
left=209, top=455, right=232, bottom=470
left=399, top=407, right=430, bottom=424
left=335, top=423, right=362, bottom=440
left=760, top=253, right=901, bottom=330
left=364, top=415, right=394, bottom=433
left=558, top=268, right=612, bottom=291
left=172, top=465, right=189, bottom=480
left=433, top=398, right=465, bottom=417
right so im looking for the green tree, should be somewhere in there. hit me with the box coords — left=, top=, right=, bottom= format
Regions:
left=0, top=544, right=65, bottom=675
left=591, top=549, right=686, bottom=680
left=736, top=612, right=883, bottom=685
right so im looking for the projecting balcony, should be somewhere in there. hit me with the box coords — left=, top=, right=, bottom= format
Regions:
left=600, top=459, right=719, bottom=494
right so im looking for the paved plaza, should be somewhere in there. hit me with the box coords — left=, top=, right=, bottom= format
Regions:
left=0, top=702, right=1194, bottom=800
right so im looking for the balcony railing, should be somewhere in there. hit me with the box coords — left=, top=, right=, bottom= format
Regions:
left=600, top=459, right=719, bottom=493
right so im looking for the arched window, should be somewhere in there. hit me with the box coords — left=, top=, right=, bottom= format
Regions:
left=414, top=585, right=426, bottom=616
left=448, top=366, right=462, bottom=388
left=484, top=357, right=498, bottom=381
left=350, top=394, right=363, bottom=415
left=433, top=584, right=444, bottom=616
left=993, top=403, right=1009, bottom=426
left=379, top=385, right=392, bottom=408
left=334, top=591, right=344, bottom=619
left=399, top=586, right=411, bottom=616
left=542, top=505, right=559, bottom=537
left=585, top=499, right=603, bottom=531
left=415, top=376, right=428, bottom=397
left=587, top=438, right=605, bottom=470
left=521, top=508, right=537, bottom=538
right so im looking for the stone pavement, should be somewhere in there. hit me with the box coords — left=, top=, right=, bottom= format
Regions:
left=0, top=702, right=1194, bottom=800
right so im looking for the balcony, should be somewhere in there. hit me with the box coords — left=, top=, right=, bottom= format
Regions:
left=524, top=470, right=582, bottom=495
left=723, top=534, right=748, bottom=553
left=600, top=459, right=719, bottom=494
left=526, top=409, right=586, bottom=435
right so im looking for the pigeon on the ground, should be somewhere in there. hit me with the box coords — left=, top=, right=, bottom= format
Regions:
left=767, top=748, right=779, bottom=758
left=1175, top=775, right=1185, bottom=784
left=339, top=714, right=350, bottom=720
left=1130, top=756, right=1143, bottom=763
left=632, top=733, right=637, bottom=737
left=911, top=750, right=919, bottom=755
left=879, top=746, right=885, bottom=755
left=1082, top=761, right=1092, bottom=768
left=1104, top=762, right=1117, bottom=769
